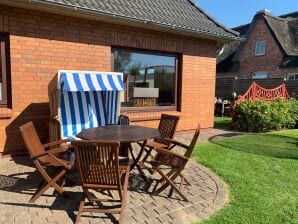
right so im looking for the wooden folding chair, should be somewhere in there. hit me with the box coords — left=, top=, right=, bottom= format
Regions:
left=140, top=114, right=179, bottom=166
left=151, top=124, right=200, bottom=202
left=19, top=121, right=75, bottom=203
left=72, top=140, right=131, bottom=224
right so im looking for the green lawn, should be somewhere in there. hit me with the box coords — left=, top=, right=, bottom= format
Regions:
left=214, top=116, right=232, bottom=130
left=193, top=130, right=298, bottom=224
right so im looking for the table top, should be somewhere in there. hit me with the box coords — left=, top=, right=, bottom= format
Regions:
left=76, top=125, right=160, bottom=143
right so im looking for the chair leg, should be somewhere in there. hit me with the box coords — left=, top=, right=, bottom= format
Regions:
left=29, top=181, right=49, bottom=203
left=153, top=167, right=188, bottom=202
left=139, top=147, right=153, bottom=167
left=84, top=189, right=97, bottom=206
left=119, top=167, right=130, bottom=224
left=153, top=168, right=176, bottom=194
left=49, top=169, right=67, bottom=194
left=75, top=195, right=86, bottom=224
left=29, top=169, right=67, bottom=203
left=130, top=140, right=147, bottom=170
left=153, top=167, right=174, bottom=191
left=128, top=144, right=136, bottom=161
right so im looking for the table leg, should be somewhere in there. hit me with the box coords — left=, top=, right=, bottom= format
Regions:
left=119, top=143, right=129, bottom=157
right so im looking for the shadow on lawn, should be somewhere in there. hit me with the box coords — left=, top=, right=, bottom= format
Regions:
left=210, top=132, right=298, bottom=160
left=208, top=132, right=243, bottom=142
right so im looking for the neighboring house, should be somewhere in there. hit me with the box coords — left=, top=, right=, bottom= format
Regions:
left=217, top=10, right=298, bottom=80
left=0, top=0, right=240, bottom=155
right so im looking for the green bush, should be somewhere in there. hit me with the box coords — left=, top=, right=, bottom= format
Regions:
left=235, top=99, right=298, bottom=132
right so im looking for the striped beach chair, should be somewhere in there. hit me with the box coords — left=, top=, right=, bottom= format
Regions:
left=48, top=70, right=125, bottom=141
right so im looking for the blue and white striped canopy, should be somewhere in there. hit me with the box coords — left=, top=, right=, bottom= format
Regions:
left=59, top=71, right=125, bottom=92
left=57, top=71, right=125, bottom=140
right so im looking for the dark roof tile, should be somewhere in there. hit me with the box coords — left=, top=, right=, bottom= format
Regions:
left=280, top=56, right=298, bottom=68
left=29, top=0, right=240, bottom=40
left=264, top=14, right=298, bottom=56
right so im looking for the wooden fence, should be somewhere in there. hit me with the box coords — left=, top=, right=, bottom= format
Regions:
left=216, top=77, right=298, bottom=99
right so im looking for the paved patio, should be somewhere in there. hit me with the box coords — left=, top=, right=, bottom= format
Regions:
left=0, top=128, right=241, bottom=224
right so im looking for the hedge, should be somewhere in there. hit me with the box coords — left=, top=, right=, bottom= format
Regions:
left=235, top=99, right=298, bottom=132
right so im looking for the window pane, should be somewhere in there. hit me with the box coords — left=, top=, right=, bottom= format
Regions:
left=113, top=49, right=176, bottom=107
left=288, top=74, right=294, bottom=80
left=255, top=41, right=266, bottom=55
left=252, top=71, right=268, bottom=79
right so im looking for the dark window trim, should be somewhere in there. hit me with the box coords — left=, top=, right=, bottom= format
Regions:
left=112, top=46, right=181, bottom=112
left=112, top=45, right=179, bottom=58
left=0, top=33, right=11, bottom=108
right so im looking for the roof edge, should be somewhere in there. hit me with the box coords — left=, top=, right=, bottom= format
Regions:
left=232, top=23, right=251, bottom=31
left=1, top=0, right=243, bottom=42
left=232, top=10, right=298, bottom=33
left=187, top=0, right=240, bottom=37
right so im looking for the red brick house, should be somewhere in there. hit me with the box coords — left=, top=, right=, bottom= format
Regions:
left=217, top=10, right=298, bottom=80
left=0, top=0, right=240, bottom=156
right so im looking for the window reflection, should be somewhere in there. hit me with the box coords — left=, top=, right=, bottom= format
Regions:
left=113, top=49, right=177, bottom=107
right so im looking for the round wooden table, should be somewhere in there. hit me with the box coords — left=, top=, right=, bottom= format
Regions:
left=77, top=125, right=160, bottom=174
left=77, top=125, right=160, bottom=144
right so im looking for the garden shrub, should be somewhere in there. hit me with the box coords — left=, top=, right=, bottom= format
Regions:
left=235, top=99, right=298, bottom=132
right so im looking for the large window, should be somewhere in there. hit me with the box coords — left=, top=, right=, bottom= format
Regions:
left=0, top=34, right=10, bottom=107
left=255, top=41, right=266, bottom=56
left=113, top=48, right=178, bottom=109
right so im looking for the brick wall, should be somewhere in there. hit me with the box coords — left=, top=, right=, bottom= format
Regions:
left=217, top=17, right=298, bottom=78
left=0, top=5, right=217, bottom=155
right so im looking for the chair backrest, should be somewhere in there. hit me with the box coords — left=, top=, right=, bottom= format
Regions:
left=118, top=114, right=130, bottom=125
left=72, top=140, right=121, bottom=187
left=155, top=114, right=179, bottom=145
left=184, top=124, right=200, bottom=158
left=19, top=121, right=46, bottom=160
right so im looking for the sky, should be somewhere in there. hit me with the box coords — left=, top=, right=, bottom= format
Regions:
left=196, top=0, right=298, bottom=28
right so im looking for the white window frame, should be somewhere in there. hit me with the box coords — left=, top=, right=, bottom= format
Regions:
left=255, top=41, right=266, bottom=56
left=287, top=73, right=298, bottom=80
left=252, top=71, right=268, bottom=79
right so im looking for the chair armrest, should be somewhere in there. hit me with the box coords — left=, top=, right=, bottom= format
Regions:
left=43, top=139, right=70, bottom=148
left=49, top=154, right=73, bottom=170
left=32, top=147, right=68, bottom=159
left=47, top=147, right=69, bottom=155
left=31, top=148, right=73, bottom=170
left=31, top=151, right=49, bottom=159
left=164, top=138, right=189, bottom=149
left=154, top=147, right=188, bottom=161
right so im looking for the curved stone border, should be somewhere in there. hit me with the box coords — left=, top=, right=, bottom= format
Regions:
left=0, top=156, right=229, bottom=224
left=190, top=161, right=229, bottom=222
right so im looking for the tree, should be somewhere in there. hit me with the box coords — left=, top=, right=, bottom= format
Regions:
left=114, top=51, right=131, bottom=74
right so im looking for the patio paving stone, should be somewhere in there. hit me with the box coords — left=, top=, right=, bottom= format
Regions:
left=0, top=128, right=240, bottom=223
